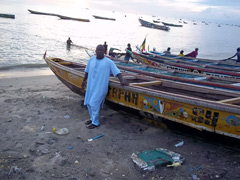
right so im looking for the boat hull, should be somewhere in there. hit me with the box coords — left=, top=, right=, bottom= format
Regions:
left=0, top=13, right=15, bottom=19
left=132, top=51, right=240, bottom=80
left=44, top=56, right=240, bottom=139
left=138, top=18, right=170, bottom=31
left=92, top=15, right=116, bottom=21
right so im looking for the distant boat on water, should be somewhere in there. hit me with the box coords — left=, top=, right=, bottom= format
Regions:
left=28, top=9, right=90, bottom=22
left=92, top=15, right=116, bottom=21
left=0, top=13, right=15, bottom=19
left=28, top=9, right=59, bottom=17
left=161, top=22, right=183, bottom=27
left=58, top=15, right=90, bottom=22
left=138, top=18, right=170, bottom=31
left=153, top=20, right=160, bottom=23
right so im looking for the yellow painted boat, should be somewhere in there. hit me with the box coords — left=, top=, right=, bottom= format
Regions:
left=44, top=55, right=240, bottom=139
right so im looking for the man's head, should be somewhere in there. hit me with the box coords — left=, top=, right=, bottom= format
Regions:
left=96, top=44, right=105, bottom=59
left=237, top=47, right=240, bottom=52
left=195, top=48, right=199, bottom=51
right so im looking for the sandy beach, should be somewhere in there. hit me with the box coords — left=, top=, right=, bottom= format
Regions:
left=0, top=74, right=240, bottom=180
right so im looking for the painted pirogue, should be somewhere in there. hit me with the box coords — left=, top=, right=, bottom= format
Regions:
left=132, top=51, right=240, bottom=80
left=44, top=54, right=240, bottom=139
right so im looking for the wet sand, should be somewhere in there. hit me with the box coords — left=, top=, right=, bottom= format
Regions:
left=0, top=75, right=239, bottom=180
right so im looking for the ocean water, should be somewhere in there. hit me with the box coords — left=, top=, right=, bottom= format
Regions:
left=0, top=0, right=240, bottom=78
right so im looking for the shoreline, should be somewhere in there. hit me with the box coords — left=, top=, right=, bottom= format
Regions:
left=0, top=67, right=53, bottom=79
left=0, top=75, right=240, bottom=179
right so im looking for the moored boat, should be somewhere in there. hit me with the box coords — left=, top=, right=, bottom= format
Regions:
left=58, top=15, right=90, bottom=22
left=92, top=15, right=116, bottom=21
left=138, top=18, right=170, bottom=31
left=28, top=9, right=59, bottom=17
left=132, top=51, right=240, bottom=80
left=161, top=22, right=183, bottom=27
left=106, top=56, right=240, bottom=92
left=44, top=54, right=240, bottom=139
left=0, top=13, right=15, bottom=19
left=148, top=50, right=240, bottom=69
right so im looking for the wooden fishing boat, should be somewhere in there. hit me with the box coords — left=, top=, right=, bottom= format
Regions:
left=138, top=18, right=170, bottom=31
left=107, top=56, right=240, bottom=92
left=161, top=22, right=183, bottom=27
left=153, top=20, right=160, bottom=23
left=28, top=9, right=59, bottom=17
left=148, top=50, right=240, bottom=69
left=92, top=15, right=116, bottom=21
left=58, top=15, right=90, bottom=22
left=43, top=54, right=240, bottom=139
left=132, top=51, right=240, bottom=80
left=0, top=13, right=15, bottom=19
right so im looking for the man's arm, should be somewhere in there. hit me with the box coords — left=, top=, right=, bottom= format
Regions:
left=228, top=53, right=237, bottom=59
left=81, top=72, right=88, bottom=90
left=117, top=73, right=128, bottom=86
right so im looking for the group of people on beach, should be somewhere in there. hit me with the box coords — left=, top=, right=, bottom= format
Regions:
left=156, top=47, right=199, bottom=58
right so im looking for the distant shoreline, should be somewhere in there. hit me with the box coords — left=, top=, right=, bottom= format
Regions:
left=0, top=67, right=53, bottom=79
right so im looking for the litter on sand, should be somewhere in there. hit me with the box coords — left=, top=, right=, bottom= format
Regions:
left=131, top=148, right=184, bottom=171
left=175, top=141, right=184, bottom=147
left=87, top=134, right=104, bottom=142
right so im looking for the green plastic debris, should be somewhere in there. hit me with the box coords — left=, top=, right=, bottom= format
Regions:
left=131, top=148, right=184, bottom=171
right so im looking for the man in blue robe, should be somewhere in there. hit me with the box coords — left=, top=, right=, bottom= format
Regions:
left=81, top=44, right=127, bottom=129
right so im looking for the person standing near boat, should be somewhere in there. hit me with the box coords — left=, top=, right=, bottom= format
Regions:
left=185, top=48, right=198, bottom=58
left=163, top=47, right=171, bottom=54
left=178, top=50, right=184, bottom=56
left=103, top=41, right=108, bottom=54
left=228, top=47, right=240, bottom=63
left=124, top=43, right=132, bottom=61
left=66, top=37, right=73, bottom=47
left=81, top=44, right=127, bottom=129
left=108, top=47, right=121, bottom=57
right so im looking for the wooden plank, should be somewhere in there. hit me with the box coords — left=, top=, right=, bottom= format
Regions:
left=73, top=68, right=85, bottom=70
left=59, top=62, right=72, bottom=65
left=218, top=97, right=240, bottom=104
left=130, top=80, right=162, bottom=86
left=162, top=80, right=240, bottom=97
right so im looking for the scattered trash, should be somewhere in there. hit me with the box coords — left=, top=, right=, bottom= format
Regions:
left=192, top=174, right=198, bottom=180
left=64, top=115, right=70, bottom=119
left=88, top=134, right=104, bottom=142
left=40, top=125, right=45, bottom=131
left=196, top=166, right=201, bottom=171
left=167, top=162, right=181, bottom=167
left=69, top=146, right=73, bottom=149
left=53, top=128, right=69, bottom=135
left=74, top=160, right=79, bottom=164
left=41, top=149, right=50, bottom=154
left=52, top=127, right=56, bottom=132
left=131, top=148, right=184, bottom=171
left=8, top=166, right=21, bottom=175
left=175, top=141, right=184, bottom=147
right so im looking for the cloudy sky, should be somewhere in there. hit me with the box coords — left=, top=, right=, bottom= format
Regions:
left=69, top=0, right=240, bottom=24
